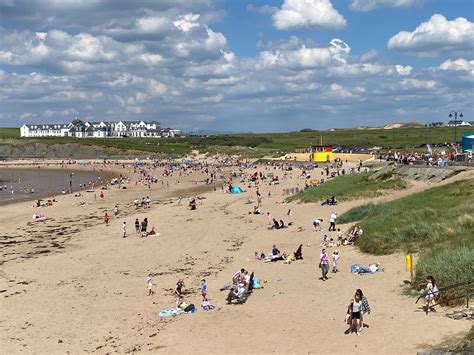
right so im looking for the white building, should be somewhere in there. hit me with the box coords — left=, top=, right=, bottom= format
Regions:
left=20, top=118, right=182, bottom=138
left=447, top=120, right=471, bottom=127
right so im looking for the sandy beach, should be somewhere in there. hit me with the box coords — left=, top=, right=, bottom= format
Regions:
left=0, top=158, right=471, bottom=354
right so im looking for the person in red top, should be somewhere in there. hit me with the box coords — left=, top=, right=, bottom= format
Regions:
left=100, top=191, right=104, bottom=199
left=103, top=213, right=109, bottom=226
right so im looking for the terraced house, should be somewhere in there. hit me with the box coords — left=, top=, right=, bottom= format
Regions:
left=20, top=118, right=182, bottom=138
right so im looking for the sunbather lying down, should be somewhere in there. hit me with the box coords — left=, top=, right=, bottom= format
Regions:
left=351, top=263, right=384, bottom=274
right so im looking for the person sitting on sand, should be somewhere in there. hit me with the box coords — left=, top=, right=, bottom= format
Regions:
left=273, top=218, right=280, bottom=229
left=252, top=206, right=261, bottom=215
left=232, top=269, right=245, bottom=285
left=188, top=198, right=197, bottom=210
left=279, top=220, right=285, bottom=229
left=147, top=227, right=159, bottom=237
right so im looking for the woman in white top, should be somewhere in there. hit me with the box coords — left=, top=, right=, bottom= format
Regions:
left=349, top=290, right=363, bottom=335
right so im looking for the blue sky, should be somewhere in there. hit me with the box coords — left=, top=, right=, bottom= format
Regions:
left=0, top=0, right=473, bottom=132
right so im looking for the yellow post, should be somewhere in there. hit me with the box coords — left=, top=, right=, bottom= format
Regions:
left=406, top=254, right=414, bottom=283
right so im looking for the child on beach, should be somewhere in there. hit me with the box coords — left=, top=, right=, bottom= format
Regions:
left=103, top=213, right=109, bottom=226
left=174, top=279, right=185, bottom=308
left=312, top=218, right=323, bottom=231
left=122, top=221, right=127, bottom=238
left=147, top=276, right=155, bottom=296
left=332, top=250, right=340, bottom=273
left=201, top=279, right=208, bottom=302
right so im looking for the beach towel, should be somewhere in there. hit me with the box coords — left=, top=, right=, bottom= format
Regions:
left=252, top=278, right=261, bottom=289
left=159, top=308, right=183, bottom=317
left=159, top=308, right=197, bottom=317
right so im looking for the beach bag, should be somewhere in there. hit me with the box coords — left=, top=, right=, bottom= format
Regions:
left=432, top=285, right=439, bottom=299
left=345, top=313, right=352, bottom=325
left=184, top=304, right=195, bottom=312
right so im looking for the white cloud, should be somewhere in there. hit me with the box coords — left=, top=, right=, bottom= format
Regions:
left=350, top=0, right=418, bottom=12
left=401, top=78, right=436, bottom=89
left=272, top=0, right=347, bottom=30
left=395, top=64, right=413, bottom=76
left=438, top=58, right=474, bottom=75
left=256, top=38, right=350, bottom=69
left=173, top=13, right=201, bottom=32
left=388, top=14, right=474, bottom=57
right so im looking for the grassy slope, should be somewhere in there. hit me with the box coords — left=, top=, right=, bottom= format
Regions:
left=1, top=126, right=472, bottom=157
left=287, top=172, right=408, bottom=203
left=338, top=179, right=474, bottom=303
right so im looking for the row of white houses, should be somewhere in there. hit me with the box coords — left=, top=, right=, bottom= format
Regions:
left=20, top=119, right=182, bottom=138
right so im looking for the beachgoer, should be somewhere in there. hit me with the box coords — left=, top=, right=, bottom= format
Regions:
left=332, top=250, right=340, bottom=273
left=424, top=276, right=438, bottom=313
left=232, top=269, right=245, bottom=285
left=329, top=212, right=337, bottom=231
left=359, top=289, right=371, bottom=331
left=313, top=218, right=323, bottom=231
left=319, top=248, right=329, bottom=281
left=348, top=289, right=363, bottom=335
left=122, top=221, right=127, bottom=238
left=267, top=212, right=272, bottom=227
left=141, top=218, right=148, bottom=236
left=134, top=219, right=140, bottom=234
left=104, top=213, right=109, bottom=226
left=100, top=191, right=104, bottom=199
left=147, top=276, right=155, bottom=296
left=174, top=280, right=185, bottom=308
left=201, top=279, right=208, bottom=302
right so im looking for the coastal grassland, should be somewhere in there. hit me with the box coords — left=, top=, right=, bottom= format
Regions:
left=1, top=125, right=472, bottom=157
left=0, top=128, right=20, bottom=139
left=338, top=179, right=474, bottom=303
left=287, top=172, right=408, bottom=203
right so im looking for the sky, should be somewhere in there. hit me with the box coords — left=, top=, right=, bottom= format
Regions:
left=0, top=0, right=473, bottom=132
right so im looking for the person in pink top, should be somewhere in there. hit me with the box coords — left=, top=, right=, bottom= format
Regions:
left=319, top=248, right=329, bottom=281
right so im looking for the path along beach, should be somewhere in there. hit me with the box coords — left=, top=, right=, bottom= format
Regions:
left=0, top=157, right=471, bottom=354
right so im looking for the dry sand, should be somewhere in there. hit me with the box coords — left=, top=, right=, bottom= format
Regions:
left=0, top=161, right=471, bottom=354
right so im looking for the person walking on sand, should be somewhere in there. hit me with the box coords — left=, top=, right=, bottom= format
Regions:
left=332, top=250, right=340, bottom=273
left=319, top=248, right=329, bottom=281
left=267, top=212, right=272, bottom=228
left=122, top=221, right=127, bottom=238
left=201, top=279, right=208, bottom=302
left=100, top=190, right=104, bottom=199
left=134, top=218, right=140, bottom=235
left=329, top=212, right=337, bottom=231
left=424, top=276, right=438, bottom=314
left=104, top=213, right=109, bottom=226
left=147, top=276, right=155, bottom=296
left=347, top=289, right=363, bottom=335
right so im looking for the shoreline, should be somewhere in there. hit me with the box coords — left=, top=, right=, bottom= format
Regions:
left=0, top=163, right=122, bottom=206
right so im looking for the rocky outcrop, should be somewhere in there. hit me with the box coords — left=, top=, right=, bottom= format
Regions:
left=371, top=164, right=468, bottom=183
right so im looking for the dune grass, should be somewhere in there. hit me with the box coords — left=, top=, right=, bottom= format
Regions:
left=287, top=172, right=408, bottom=203
left=338, top=179, right=474, bottom=304
left=338, top=179, right=474, bottom=255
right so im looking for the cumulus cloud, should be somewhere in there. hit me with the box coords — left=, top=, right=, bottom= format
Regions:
left=350, top=0, right=418, bottom=12
left=395, top=64, right=413, bottom=76
left=388, top=14, right=474, bottom=57
left=438, top=58, right=474, bottom=74
left=0, top=1, right=472, bottom=131
left=272, top=0, right=347, bottom=30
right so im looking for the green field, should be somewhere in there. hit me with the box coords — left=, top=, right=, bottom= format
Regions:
left=0, top=125, right=472, bottom=157
left=287, top=172, right=408, bottom=203
left=338, top=179, right=474, bottom=304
